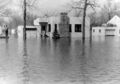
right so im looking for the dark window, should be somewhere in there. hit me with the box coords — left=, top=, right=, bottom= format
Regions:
left=55, top=24, right=57, bottom=29
left=93, top=29, right=95, bottom=32
left=41, top=25, right=46, bottom=31
left=99, top=29, right=101, bottom=33
left=69, top=24, right=72, bottom=32
left=75, top=24, right=82, bottom=32
left=106, top=29, right=115, bottom=31
left=48, top=24, right=51, bottom=32
left=26, top=28, right=37, bottom=31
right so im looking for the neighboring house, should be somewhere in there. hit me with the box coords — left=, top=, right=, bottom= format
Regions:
left=0, top=15, right=12, bottom=35
left=92, top=27, right=105, bottom=36
left=18, top=12, right=90, bottom=38
left=18, top=26, right=38, bottom=38
left=34, top=12, right=90, bottom=38
left=92, top=15, right=120, bottom=36
left=0, top=24, right=9, bottom=35
left=107, top=15, right=120, bottom=27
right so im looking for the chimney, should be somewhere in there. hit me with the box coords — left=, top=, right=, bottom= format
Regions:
left=60, top=12, right=69, bottom=24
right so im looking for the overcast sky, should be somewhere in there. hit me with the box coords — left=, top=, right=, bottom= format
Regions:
left=10, top=0, right=120, bottom=10
left=2, top=0, right=120, bottom=14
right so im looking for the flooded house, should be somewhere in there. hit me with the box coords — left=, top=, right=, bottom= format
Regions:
left=18, top=12, right=90, bottom=38
left=34, top=12, right=90, bottom=38
left=18, top=26, right=38, bottom=38
left=0, top=15, right=14, bottom=37
left=0, top=24, right=10, bottom=37
left=92, top=15, right=120, bottom=36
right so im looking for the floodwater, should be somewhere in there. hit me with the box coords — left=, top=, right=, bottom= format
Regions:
left=0, top=36, right=120, bottom=84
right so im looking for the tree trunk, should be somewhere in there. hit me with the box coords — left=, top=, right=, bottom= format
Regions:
left=23, top=0, right=27, bottom=40
left=82, top=0, right=87, bottom=40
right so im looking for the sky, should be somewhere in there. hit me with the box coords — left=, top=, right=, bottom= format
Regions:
left=10, top=0, right=120, bottom=10
left=1, top=0, right=120, bottom=15
left=9, top=0, right=70, bottom=10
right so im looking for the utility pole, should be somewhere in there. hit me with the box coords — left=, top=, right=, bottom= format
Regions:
left=23, top=0, right=27, bottom=40
left=82, top=0, right=88, bottom=40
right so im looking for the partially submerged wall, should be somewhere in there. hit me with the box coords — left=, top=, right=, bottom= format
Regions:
left=92, top=27, right=120, bottom=36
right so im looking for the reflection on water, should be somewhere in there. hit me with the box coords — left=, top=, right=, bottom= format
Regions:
left=22, top=40, right=29, bottom=84
left=0, top=37, right=120, bottom=84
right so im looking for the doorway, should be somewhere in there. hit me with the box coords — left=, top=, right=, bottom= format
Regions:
left=39, top=22, right=48, bottom=37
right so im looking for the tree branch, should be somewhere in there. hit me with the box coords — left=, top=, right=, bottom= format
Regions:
left=71, top=6, right=84, bottom=9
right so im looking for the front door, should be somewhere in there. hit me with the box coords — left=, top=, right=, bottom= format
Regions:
left=39, top=22, right=48, bottom=37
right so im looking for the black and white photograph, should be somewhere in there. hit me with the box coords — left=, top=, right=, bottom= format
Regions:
left=0, top=0, right=120, bottom=84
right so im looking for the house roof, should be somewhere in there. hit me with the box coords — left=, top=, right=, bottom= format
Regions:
left=107, top=15, right=120, bottom=27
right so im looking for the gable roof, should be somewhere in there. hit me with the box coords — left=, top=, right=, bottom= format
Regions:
left=107, top=15, right=120, bottom=27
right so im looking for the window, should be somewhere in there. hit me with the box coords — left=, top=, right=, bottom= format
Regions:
left=69, top=24, right=72, bottom=32
left=99, top=29, right=101, bottom=33
left=54, top=24, right=57, bottom=32
left=55, top=24, right=57, bottom=29
left=26, top=28, right=37, bottom=31
left=41, top=25, right=46, bottom=31
left=106, top=29, right=115, bottom=31
left=75, top=24, right=82, bottom=32
left=55, top=24, right=57, bottom=31
left=93, top=29, right=95, bottom=32
left=48, top=24, right=51, bottom=32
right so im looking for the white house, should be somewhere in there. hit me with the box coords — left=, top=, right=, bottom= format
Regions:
left=18, top=12, right=90, bottom=38
left=92, top=15, right=120, bottom=36
left=107, top=15, right=120, bottom=27
left=17, top=26, right=38, bottom=38
left=34, top=12, right=90, bottom=38
left=92, top=27, right=105, bottom=36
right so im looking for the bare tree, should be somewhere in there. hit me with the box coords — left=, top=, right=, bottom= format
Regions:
left=91, top=0, right=120, bottom=26
left=82, top=0, right=88, bottom=40
left=101, top=0, right=118, bottom=21
left=67, top=0, right=97, bottom=39
left=20, top=0, right=38, bottom=40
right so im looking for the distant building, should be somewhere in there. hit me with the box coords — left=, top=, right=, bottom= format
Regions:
left=92, top=15, right=120, bottom=36
left=107, top=15, right=120, bottom=27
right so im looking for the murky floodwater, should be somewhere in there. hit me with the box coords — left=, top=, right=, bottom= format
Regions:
left=0, top=36, right=120, bottom=84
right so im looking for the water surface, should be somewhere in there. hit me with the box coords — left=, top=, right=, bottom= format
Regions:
left=0, top=36, right=120, bottom=84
